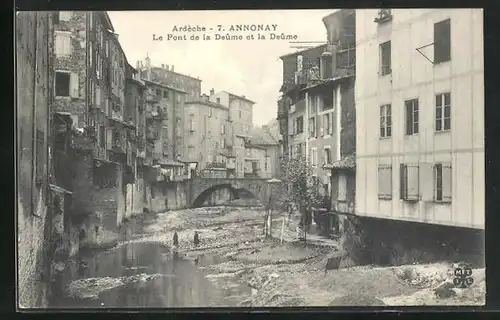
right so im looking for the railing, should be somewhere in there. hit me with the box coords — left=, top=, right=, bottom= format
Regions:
left=72, top=134, right=94, bottom=151
left=112, top=138, right=126, bottom=153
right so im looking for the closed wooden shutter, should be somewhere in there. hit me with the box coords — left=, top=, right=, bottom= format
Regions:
left=106, top=128, right=113, bottom=150
left=70, top=72, right=79, bottom=98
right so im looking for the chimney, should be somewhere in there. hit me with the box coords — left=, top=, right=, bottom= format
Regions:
left=145, top=56, right=152, bottom=81
left=166, top=64, right=169, bottom=71
left=210, top=88, right=215, bottom=96
left=161, top=64, right=165, bottom=68
left=171, top=65, right=175, bottom=72
left=136, top=60, right=141, bottom=71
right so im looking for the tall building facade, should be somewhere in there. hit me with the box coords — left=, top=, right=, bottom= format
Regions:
left=52, top=11, right=135, bottom=243
left=143, top=63, right=202, bottom=101
left=355, top=9, right=484, bottom=230
left=184, top=96, right=233, bottom=177
left=17, top=11, right=56, bottom=309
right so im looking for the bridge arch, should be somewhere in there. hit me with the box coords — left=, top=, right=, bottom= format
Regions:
left=189, top=178, right=270, bottom=208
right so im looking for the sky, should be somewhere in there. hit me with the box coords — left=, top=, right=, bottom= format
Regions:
left=107, top=10, right=335, bottom=126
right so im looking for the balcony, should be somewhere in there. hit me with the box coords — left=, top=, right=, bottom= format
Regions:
left=112, top=138, right=126, bottom=154
left=145, top=92, right=161, bottom=103
left=206, top=162, right=227, bottom=170
left=72, top=134, right=94, bottom=151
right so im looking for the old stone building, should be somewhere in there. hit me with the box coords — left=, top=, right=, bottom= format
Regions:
left=17, top=11, right=55, bottom=308
left=51, top=11, right=133, bottom=250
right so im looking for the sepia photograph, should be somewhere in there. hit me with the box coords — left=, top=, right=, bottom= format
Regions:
left=16, top=8, right=485, bottom=309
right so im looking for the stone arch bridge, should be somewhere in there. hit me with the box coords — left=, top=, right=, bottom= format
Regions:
left=189, top=177, right=274, bottom=207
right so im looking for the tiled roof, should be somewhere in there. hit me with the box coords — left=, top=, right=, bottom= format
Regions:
left=323, top=154, right=356, bottom=171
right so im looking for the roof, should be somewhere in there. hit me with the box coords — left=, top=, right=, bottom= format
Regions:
left=323, top=154, right=356, bottom=171
left=222, top=91, right=256, bottom=104
left=279, top=44, right=327, bottom=60
left=143, top=79, right=188, bottom=94
left=185, top=99, right=229, bottom=110
left=249, top=125, right=280, bottom=146
left=150, top=67, right=202, bottom=82
left=301, top=73, right=354, bottom=93
left=126, top=77, right=147, bottom=88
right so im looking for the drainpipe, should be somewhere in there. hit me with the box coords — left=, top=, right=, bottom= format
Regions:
left=335, top=85, right=341, bottom=161
left=31, top=12, right=41, bottom=218
left=304, top=92, right=309, bottom=163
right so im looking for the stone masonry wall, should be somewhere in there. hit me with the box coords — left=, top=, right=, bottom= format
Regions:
left=53, top=11, right=88, bottom=128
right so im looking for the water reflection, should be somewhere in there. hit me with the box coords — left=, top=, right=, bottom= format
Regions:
left=50, top=242, right=224, bottom=308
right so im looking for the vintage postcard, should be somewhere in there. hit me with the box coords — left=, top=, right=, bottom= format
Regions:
left=16, top=9, right=484, bottom=309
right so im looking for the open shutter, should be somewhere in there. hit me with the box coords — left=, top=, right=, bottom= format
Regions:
left=70, top=72, right=79, bottom=98
left=442, top=163, right=452, bottom=201
left=329, top=113, right=334, bottom=135
left=106, top=128, right=113, bottom=150
left=407, top=165, right=420, bottom=200
left=399, top=164, right=406, bottom=200
left=419, top=163, right=434, bottom=201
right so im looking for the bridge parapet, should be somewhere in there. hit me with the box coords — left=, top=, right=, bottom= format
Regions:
left=189, top=177, right=272, bottom=207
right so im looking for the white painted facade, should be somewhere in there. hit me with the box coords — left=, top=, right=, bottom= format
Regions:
left=355, top=9, right=484, bottom=229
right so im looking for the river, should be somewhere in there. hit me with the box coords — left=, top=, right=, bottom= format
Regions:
left=48, top=210, right=249, bottom=308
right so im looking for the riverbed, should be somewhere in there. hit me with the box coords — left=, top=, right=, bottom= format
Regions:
left=48, top=206, right=486, bottom=308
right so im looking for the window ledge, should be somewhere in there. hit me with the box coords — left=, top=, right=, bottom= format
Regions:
left=433, top=59, right=451, bottom=66
left=379, top=136, right=392, bottom=140
left=378, top=196, right=392, bottom=200
left=434, top=200, right=452, bottom=204
left=435, top=129, right=451, bottom=134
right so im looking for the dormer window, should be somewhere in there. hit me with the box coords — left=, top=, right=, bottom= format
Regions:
left=374, top=9, right=392, bottom=24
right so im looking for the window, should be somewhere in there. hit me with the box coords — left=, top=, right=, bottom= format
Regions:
left=434, top=19, right=451, bottom=64
left=378, top=165, right=392, bottom=199
left=309, top=117, right=316, bottom=137
left=176, top=94, right=181, bottom=103
left=221, top=124, right=225, bottom=134
left=400, top=164, right=419, bottom=201
left=221, top=137, right=226, bottom=149
left=163, top=90, right=169, bottom=99
left=189, top=118, right=195, bottom=131
left=435, top=93, right=451, bottom=131
left=380, top=104, right=392, bottom=138
left=208, top=107, right=213, bottom=117
left=156, top=89, right=161, bottom=97
left=380, top=41, right=391, bottom=76
left=104, top=99, right=110, bottom=116
left=216, top=97, right=221, bottom=104
left=311, top=148, right=318, bottom=166
left=323, top=114, right=331, bottom=135
left=95, top=86, right=101, bottom=107
left=239, top=110, right=242, bottom=119
left=324, top=147, right=332, bottom=164
left=58, top=11, right=72, bottom=21
left=435, top=163, right=452, bottom=202
left=309, top=96, right=317, bottom=114
left=296, top=116, right=304, bottom=134
left=55, top=31, right=72, bottom=57
left=99, top=125, right=105, bottom=148
left=55, top=72, right=70, bottom=96
left=338, top=174, right=347, bottom=201
left=323, top=93, right=334, bottom=111
left=405, top=99, right=419, bottom=135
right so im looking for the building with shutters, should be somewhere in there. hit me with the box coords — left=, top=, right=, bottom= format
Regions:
left=51, top=11, right=138, bottom=248
left=138, top=61, right=202, bottom=102
left=355, top=9, right=484, bottom=230
left=184, top=95, right=233, bottom=177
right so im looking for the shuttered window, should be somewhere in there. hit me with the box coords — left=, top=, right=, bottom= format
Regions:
left=400, top=164, right=419, bottom=201
left=378, top=165, right=392, bottom=199
left=435, top=163, right=452, bottom=202
left=434, top=19, right=451, bottom=64
left=55, top=31, right=71, bottom=57
left=70, top=72, right=79, bottom=98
